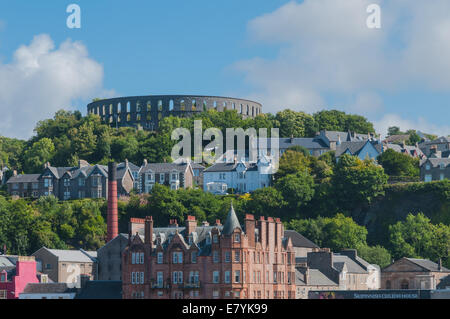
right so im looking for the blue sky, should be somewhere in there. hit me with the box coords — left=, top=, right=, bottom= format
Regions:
left=0, top=0, right=449, bottom=139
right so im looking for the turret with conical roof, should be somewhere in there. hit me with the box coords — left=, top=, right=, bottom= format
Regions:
left=222, top=202, right=242, bottom=235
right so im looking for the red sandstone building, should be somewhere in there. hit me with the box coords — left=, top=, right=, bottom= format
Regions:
left=122, top=204, right=296, bottom=299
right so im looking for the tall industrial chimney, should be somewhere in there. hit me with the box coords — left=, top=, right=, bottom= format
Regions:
left=107, top=162, right=118, bottom=242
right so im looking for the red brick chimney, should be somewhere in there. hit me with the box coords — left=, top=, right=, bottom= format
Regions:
left=245, top=214, right=255, bottom=247
left=145, top=216, right=153, bottom=247
left=186, top=215, right=197, bottom=236
left=107, top=162, right=118, bottom=242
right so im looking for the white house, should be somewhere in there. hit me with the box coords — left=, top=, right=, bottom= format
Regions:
left=203, top=157, right=274, bottom=194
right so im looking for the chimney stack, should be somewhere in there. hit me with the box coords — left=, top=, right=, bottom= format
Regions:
left=107, top=162, right=118, bottom=242
left=186, top=215, right=197, bottom=236
left=144, top=216, right=153, bottom=247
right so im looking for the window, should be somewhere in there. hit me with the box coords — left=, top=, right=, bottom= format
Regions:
left=224, top=271, right=231, bottom=284
left=140, top=272, right=144, bottom=284
left=234, top=251, right=240, bottom=262
left=234, top=234, right=240, bottom=243
left=139, top=253, right=144, bottom=264
left=78, top=190, right=85, bottom=199
left=191, top=251, right=197, bottom=264
left=157, top=252, right=163, bottom=264
left=157, top=272, right=163, bottom=287
left=234, top=270, right=240, bottom=283
left=225, top=251, right=231, bottom=263
left=172, top=252, right=183, bottom=264
left=32, top=182, right=39, bottom=190
left=44, top=178, right=52, bottom=187
left=0, top=290, right=7, bottom=299
left=78, top=178, right=85, bottom=186
left=213, top=290, right=219, bottom=298
left=213, top=234, right=218, bottom=243
left=160, top=174, right=165, bottom=183
left=213, top=271, right=220, bottom=283
left=440, top=173, right=445, bottom=181
left=426, top=164, right=431, bottom=170
left=171, top=173, right=178, bottom=180
left=425, top=174, right=432, bottom=182
left=273, top=271, right=277, bottom=284
left=401, top=280, right=409, bottom=290
left=131, top=272, right=136, bottom=284
left=131, top=253, right=136, bottom=264
left=213, top=251, right=219, bottom=263
left=172, top=271, right=178, bottom=284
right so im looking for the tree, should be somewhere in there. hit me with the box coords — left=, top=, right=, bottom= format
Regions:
left=245, top=187, right=286, bottom=218
left=332, top=155, right=388, bottom=211
left=387, top=126, right=402, bottom=137
left=313, top=110, right=374, bottom=134
left=23, top=138, right=56, bottom=173
left=146, top=184, right=187, bottom=226
left=357, top=245, right=392, bottom=268
left=274, top=172, right=315, bottom=217
left=275, top=110, right=317, bottom=138
left=275, top=150, right=311, bottom=179
left=377, top=149, right=419, bottom=177
left=287, top=214, right=368, bottom=252
left=389, top=213, right=450, bottom=266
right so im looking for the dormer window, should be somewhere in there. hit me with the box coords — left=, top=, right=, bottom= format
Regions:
left=234, top=233, right=240, bottom=243
left=147, top=173, right=154, bottom=181
left=213, top=234, right=218, bottom=244
left=160, top=174, right=165, bottom=183
left=63, top=178, right=70, bottom=187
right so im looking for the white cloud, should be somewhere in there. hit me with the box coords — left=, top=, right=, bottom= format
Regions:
left=0, top=34, right=108, bottom=139
left=374, top=114, right=450, bottom=139
left=234, top=0, right=450, bottom=123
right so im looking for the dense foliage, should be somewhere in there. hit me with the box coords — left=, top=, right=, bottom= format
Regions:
left=0, top=108, right=448, bottom=268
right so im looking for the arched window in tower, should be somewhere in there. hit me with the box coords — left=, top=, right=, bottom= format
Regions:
left=246, top=105, right=249, bottom=115
left=109, top=104, right=113, bottom=114
left=158, top=112, right=162, bottom=120
left=137, top=113, right=141, bottom=121
left=102, top=105, right=106, bottom=115
left=232, top=103, right=236, bottom=110
left=136, top=101, right=141, bottom=112
left=169, top=100, right=174, bottom=111
left=127, top=102, right=131, bottom=113
left=223, top=101, right=227, bottom=110
left=109, top=116, right=113, bottom=123
left=147, top=101, right=151, bottom=112
left=146, top=113, right=151, bottom=121
left=117, top=115, right=121, bottom=123
left=127, top=114, right=131, bottom=122
left=158, top=100, right=163, bottom=111
left=180, top=100, right=185, bottom=111
left=118, top=102, right=122, bottom=113
left=252, top=106, right=255, bottom=116
left=192, top=99, right=196, bottom=111
left=240, top=104, right=243, bottom=114
left=203, top=100, right=207, bottom=111
left=213, top=101, right=217, bottom=110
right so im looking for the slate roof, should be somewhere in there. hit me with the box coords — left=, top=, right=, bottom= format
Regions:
left=140, top=163, right=190, bottom=174
left=422, top=158, right=450, bottom=168
left=332, top=254, right=368, bottom=274
left=295, top=267, right=338, bottom=286
left=284, top=230, right=319, bottom=249
left=260, top=137, right=329, bottom=150
left=335, top=141, right=382, bottom=158
left=204, top=161, right=258, bottom=173
left=383, top=134, right=411, bottom=144
left=323, top=131, right=371, bottom=143
left=6, top=174, right=40, bottom=184
left=76, top=281, right=122, bottom=299
left=222, top=203, right=242, bottom=235
left=405, top=258, right=450, bottom=272
left=41, top=248, right=95, bottom=263
left=22, top=283, right=75, bottom=294
left=384, top=143, right=424, bottom=157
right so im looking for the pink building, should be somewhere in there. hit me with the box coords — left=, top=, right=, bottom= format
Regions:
left=0, top=256, right=39, bottom=299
